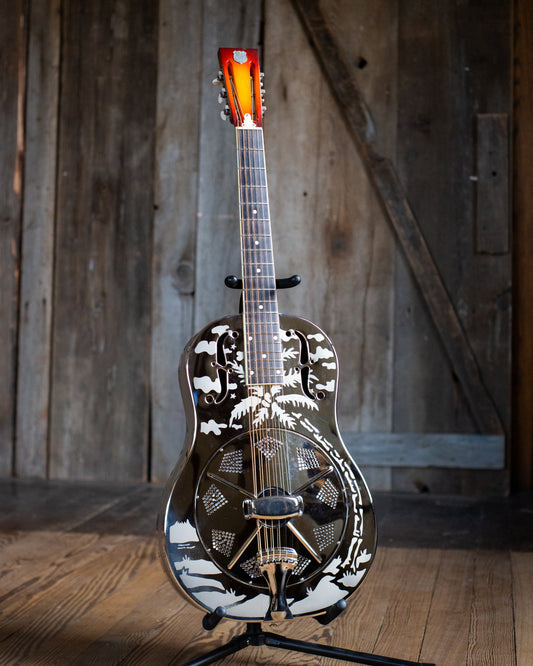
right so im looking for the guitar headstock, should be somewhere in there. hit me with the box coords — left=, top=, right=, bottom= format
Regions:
left=215, top=48, right=265, bottom=127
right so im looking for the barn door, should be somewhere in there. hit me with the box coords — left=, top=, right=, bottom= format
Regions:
left=262, top=0, right=510, bottom=493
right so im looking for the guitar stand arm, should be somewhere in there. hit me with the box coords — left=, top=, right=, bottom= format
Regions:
left=225, top=274, right=301, bottom=313
left=315, top=598, right=348, bottom=625
left=183, top=619, right=435, bottom=666
left=225, top=274, right=301, bottom=290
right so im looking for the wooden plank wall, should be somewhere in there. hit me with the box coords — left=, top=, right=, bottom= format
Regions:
left=0, top=0, right=26, bottom=476
left=391, top=0, right=511, bottom=492
left=0, top=0, right=519, bottom=490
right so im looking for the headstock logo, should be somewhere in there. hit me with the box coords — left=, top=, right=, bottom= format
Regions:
left=233, top=50, right=248, bottom=64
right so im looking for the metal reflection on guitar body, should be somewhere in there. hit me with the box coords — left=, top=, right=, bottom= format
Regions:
left=158, top=47, right=376, bottom=624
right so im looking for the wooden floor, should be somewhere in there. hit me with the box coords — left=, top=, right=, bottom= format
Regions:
left=0, top=480, right=532, bottom=665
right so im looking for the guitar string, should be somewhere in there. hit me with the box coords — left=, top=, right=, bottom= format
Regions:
left=237, top=127, right=263, bottom=560
left=250, top=127, right=290, bottom=559
left=240, top=125, right=297, bottom=571
left=246, top=129, right=271, bottom=556
left=252, top=127, right=274, bottom=559
left=251, top=127, right=275, bottom=559
left=245, top=127, right=273, bottom=561
left=255, top=127, right=287, bottom=558
left=242, top=127, right=275, bottom=562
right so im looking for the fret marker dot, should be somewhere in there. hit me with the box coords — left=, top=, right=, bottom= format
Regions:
left=253, top=209, right=257, bottom=214
left=249, top=336, right=253, bottom=341
left=255, top=241, right=259, bottom=245
left=262, top=354, right=266, bottom=358
left=256, top=268, right=261, bottom=273
left=276, top=370, right=281, bottom=375
left=259, top=305, right=264, bottom=310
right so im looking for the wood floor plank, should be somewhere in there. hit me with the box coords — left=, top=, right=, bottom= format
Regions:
left=419, top=549, right=475, bottom=665
left=0, top=480, right=529, bottom=665
left=328, top=545, right=397, bottom=657
left=74, top=574, right=192, bottom=664
left=0, top=488, right=159, bottom=617
left=27, top=552, right=164, bottom=665
left=371, top=548, right=440, bottom=662
left=0, top=536, right=155, bottom=663
left=467, top=550, right=516, bottom=665
left=0, top=530, right=101, bottom=614
left=511, top=551, right=533, bottom=666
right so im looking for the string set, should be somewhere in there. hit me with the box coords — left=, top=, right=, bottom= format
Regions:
left=236, top=126, right=293, bottom=567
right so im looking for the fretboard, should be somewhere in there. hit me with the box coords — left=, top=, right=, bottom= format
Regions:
left=236, top=127, right=283, bottom=386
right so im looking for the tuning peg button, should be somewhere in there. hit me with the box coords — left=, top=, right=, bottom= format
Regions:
left=212, top=70, right=224, bottom=86
left=218, top=91, right=227, bottom=103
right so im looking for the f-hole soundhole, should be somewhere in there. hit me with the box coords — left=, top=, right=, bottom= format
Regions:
left=293, top=330, right=318, bottom=400
left=209, top=332, right=230, bottom=404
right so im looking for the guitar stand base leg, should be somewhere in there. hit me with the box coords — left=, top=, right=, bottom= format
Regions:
left=181, top=622, right=435, bottom=666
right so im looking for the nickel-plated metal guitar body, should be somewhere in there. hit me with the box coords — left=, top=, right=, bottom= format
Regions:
left=158, top=313, right=376, bottom=622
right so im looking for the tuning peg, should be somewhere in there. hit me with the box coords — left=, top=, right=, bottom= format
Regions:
left=218, top=90, right=227, bottom=104
left=261, top=105, right=267, bottom=115
left=212, top=70, right=224, bottom=86
left=221, top=105, right=231, bottom=121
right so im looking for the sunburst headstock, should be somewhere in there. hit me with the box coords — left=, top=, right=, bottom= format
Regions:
left=216, top=48, right=264, bottom=127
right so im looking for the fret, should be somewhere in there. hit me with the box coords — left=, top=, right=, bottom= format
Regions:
left=239, top=175, right=267, bottom=189
left=242, top=261, right=275, bottom=268
left=241, top=251, right=275, bottom=260
left=244, top=307, right=279, bottom=317
left=244, top=317, right=281, bottom=327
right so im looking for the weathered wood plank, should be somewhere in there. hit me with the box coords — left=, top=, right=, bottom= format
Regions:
left=265, top=0, right=397, bottom=434
left=290, top=0, right=505, bottom=437
left=49, top=1, right=158, bottom=480
left=0, top=0, right=26, bottom=476
left=16, top=0, right=60, bottom=478
left=29, top=557, right=168, bottom=665
left=194, top=0, right=262, bottom=329
left=419, top=550, right=474, bottom=665
left=372, top=547, right=439, bottom=662
left=0, top=535, right=155, bottom=663
left=345, top=432, right=504, bottom=469
left=513, top=0, right=533, bottom=491
left=73, top=574, right=188, bottom=665
left=512, top=551, right=533, bottom=665
left=150, top=0, right=203, bottom=482
left=468, top=551, right=516, bottom=665
left=475, top=114, right=509, bottom=255
left=393, top=0, right=511, bottom=439
left=390, top=467, right=509, bottom=496
left=263, top=0, right=327, bottom=321
left=312, top=0, right=397, bottom=433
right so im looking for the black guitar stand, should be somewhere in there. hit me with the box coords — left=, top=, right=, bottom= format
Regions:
left=182, top=602, right=435, bottom=665
left=181, top=275, right=435, bottom=666
left=225, top=272, right=302, bottom=312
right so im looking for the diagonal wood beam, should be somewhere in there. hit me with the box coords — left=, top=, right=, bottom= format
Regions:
left=291, top=0, right=503, bottom=435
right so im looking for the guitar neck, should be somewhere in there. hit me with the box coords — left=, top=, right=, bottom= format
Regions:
left=236, top=127, right=283, bottom=386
